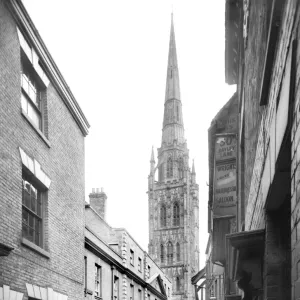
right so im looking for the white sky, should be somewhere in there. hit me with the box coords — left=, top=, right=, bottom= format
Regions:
left=23, top=0, right=236, bottom=269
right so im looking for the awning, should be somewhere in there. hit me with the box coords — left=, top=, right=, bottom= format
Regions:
left=191, top=267, right=206, bottom=285
left=226, top=229, right=264, bottom=285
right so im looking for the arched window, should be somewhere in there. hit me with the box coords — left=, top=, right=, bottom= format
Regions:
left=159, top=164, right=164, bottom=181
left=160, top=205, right=166, bottom=227
left=173, top=203, right=180, bottom=226
left=167, top=242, right=173, bottom=264
left=160, top=244, right=164, bottom=263
left=176, top=242, right=180, bottom=261
left=176, top=277, right=180, bottom=291
left=167, top=156, right=173, bottom=178
left=178, top=157, right=183, bottom=179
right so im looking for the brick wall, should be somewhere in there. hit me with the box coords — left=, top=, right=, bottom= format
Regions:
left=0, top=1, right=86, bottom=299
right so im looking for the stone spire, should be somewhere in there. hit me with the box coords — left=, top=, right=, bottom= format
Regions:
left=165, top=14, right=180, bottom=102
left=162, top=14, right=185, bottom=145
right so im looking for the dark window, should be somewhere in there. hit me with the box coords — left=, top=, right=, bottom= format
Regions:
left=22, top=176, right=43, bottom=247
left=160, top=244, right=164, bottom=263
left=148, top=265, right=151, bottom=278
left=130, top=284, right=134, bottom=300
left=114, top=276, right=119, bottom=300
left=138, top=257, right=142, bottom=272
left=173, top=203, right=180, bottom=226
left=84, top=257, right=87, bottom=294
left=160, top=205, right=167, bottom=227
left=167, top=242, right=173, bottom=264
left=159, top=164, right=164, bottom=181
left=95, top=264, right=102, bottom=297
left=176, top=243, right=180, bottom=261
left=167, top=156, right=173, bottom=178
left=130, top=249, right=134, bottom=265
left=178, top=157, right=184, bottom=179
left=138, top=289, right=142, bottom=300
left=176, top=277, right=180, bottom=291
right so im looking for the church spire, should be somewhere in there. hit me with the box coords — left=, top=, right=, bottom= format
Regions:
left=165, top=14, right=180, bottom=102
left=162, top=14, right=184, bottom=145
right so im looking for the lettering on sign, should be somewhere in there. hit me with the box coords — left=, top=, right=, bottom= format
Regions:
left=214, top=161, right=237, bottom=211
left=215, top=135, right=237, bottom=162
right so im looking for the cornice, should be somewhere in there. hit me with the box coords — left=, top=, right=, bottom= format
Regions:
left=6, top=0, right=90, bottom=136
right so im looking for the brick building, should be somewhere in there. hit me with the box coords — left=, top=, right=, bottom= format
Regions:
left=0, top=0, right=89, bottom=299
left=206, top=0, right=300, bottom=299
left=147, top=15, right=199, bottom=300
left=85, top=189, right=172, bottom=300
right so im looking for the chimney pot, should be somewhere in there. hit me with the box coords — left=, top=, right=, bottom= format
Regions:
left=89, top=187, right=107, bottom=220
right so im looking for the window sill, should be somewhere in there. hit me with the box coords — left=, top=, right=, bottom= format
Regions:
left=94, top=296, right=102, bottom=300
left=21, top=238, right=50, bottom=258
left=21, top=109, right=51, bottom=148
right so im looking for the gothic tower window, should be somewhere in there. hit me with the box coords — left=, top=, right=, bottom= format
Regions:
left=167, top=156, right=173, bottom=178
left=176, top=242, right=180, bottom=261
left=176, top=277, right=180, bottom=291
left=178, top=157, right=183, bottom=179
left=160, top=244, right=164, bottom=263
left=167, top=242, right=173, bottom=264
left=159, top=164, right=164, bottom=181
left=160, top=205, right=166, bottom=227
left=176, top=105, right=179, bottom=121
left=173, top=203, right=180, bottom=226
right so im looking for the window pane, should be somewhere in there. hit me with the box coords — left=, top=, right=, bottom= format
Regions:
left=28, top=227, right=34, bottom=242
left=22, top=223, right=28, bottom=238
left=21, top=93, right=28, bottom=113
left=35, top=230, right=40, bottom=246
left=37, top=194, right=42, bottom=217
left=27, top=103, right=41, bottom=129
left=29, top=214, right=34, bottom=228
left=35, top=219, right=41, bottom=234
left=24, top=181, right=31, bottom=208
left=22, top=210, right=28, bottom=224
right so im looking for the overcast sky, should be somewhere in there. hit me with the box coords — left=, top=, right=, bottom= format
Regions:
left=23, top=0, right=236, bottom=268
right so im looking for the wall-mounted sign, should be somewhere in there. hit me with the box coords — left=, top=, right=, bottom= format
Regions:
left=213, top=134, right=237, bottom=217
left=215, top=135, right=237, bottom=162
left=213, top=161, right=237, bottom=216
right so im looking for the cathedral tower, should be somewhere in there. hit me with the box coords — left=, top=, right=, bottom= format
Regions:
left=148, top=15, right=200, bottom=300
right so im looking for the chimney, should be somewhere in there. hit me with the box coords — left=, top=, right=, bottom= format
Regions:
left=89, top=187, right=107, bottom=220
